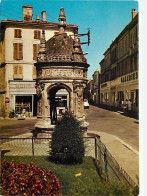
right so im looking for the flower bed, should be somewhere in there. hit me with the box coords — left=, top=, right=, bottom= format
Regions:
left=1, top=160, right=62, bottom=195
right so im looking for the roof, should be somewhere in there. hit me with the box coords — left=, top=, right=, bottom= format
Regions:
left=0, top=19, right=78, bottom=29
left=46, top=33, right=74, bottom=62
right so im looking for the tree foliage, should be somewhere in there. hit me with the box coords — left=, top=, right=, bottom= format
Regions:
left=50, top=114, right=85, bottom=164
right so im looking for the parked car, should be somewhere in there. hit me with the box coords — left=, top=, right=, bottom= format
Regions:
left=84, top=99, right=89, bottom=109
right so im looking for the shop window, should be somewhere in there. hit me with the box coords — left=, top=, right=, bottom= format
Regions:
left=34, top=30, right=41, bottom=39
left=33, top=44, right=40, bottom=60
left=32, top=66, right=36, bottom=79
left=13, top=65, right=23, bottom=79
left=14, top=29, right=22, bottom=38
left=15, top=96, right=32, bottom=115
left=131, top=91, right=136, bottom=104
left=13, top=43, right=23, bottom=60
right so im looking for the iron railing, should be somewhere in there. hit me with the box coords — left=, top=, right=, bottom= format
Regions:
left=0, top=136, right=138, bottom=188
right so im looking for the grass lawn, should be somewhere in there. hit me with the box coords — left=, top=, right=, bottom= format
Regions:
left=2, top=156, right=137, bottom=196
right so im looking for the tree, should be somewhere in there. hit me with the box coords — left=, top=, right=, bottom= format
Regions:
left=50, top=114, right=85, bottom=164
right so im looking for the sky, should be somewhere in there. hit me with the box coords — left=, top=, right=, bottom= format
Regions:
left=0, top=0, right=138, bottom=79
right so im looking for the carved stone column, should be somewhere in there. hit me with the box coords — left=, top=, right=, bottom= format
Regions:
left=73, top=83, right=85, bottom=120
left=35, top=82, right=52, bottom=129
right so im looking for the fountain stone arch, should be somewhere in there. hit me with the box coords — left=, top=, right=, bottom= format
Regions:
left=34, top=7, right=89, bottom=132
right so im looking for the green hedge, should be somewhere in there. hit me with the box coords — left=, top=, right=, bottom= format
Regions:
left=50, top=114, right=85, bottom=164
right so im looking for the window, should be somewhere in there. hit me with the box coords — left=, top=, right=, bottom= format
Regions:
left=33, top=44, right=40, bottom=60
left=34, top=30, right=41, bottom=39
left=14, top=29, right=22, bottom=38
left=13, top=43, right=23, bottom=60
left=32, top=66, right=36, bottom=79
left=13, top=65, right=23, bottom=79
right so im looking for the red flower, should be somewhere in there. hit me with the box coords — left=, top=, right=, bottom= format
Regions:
left=2, top=160, right=62, bottom=195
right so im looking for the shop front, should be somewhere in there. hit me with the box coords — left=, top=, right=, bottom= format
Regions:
left=9, top=81, right=37, bottom=116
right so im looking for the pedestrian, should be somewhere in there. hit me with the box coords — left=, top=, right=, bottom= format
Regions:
left=127, top=99, right=132, bottom=116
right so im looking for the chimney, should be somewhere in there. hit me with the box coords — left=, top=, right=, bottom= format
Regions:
left=41, top=11, right=46, bottom=21
left=132, top=9, right=136, bottom=20
left=36, top=15, right=40, bottom=21
left=23, top=5, right=33, bottom=21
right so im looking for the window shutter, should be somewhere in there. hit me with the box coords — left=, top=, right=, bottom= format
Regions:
left=19, top=30, right=21, bottom=38
left=13, top=43, right=17, bottom=60
left=33, top=66, right=36, bottom=79
left=33, top=44, right=37, bottom=60
left=19, top=66, right=22, bottom=75
left=38, top=31, right=41, bottom=39
left=13, top=43, right=23, bottom=60
left=34, top=31, right=37, bottom=39
left=19, top=43, right=23, bottom=60
left=14, top=29, right=16, bottom=38
left=14, top=29, right=21, bottom=38
left=13, top=65, right=17, bottom=75
left=33, top=44, right=40, bottom=60
left=13, top=65, right=23, bottom=79
left=37, top=44, right=40, bottom=56
left=34, top=30, right=40, bottom=39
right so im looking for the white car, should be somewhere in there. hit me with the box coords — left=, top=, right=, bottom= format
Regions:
left=84, top=99, right=89, bottom=109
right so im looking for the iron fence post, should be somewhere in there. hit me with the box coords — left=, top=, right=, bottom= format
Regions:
left=32, top=137, right=34, bottom=156
left=104, top=149, right=108, bottom=180
left=95, top=137, right=97, bottom=159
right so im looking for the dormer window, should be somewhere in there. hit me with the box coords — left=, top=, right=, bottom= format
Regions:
left=14, top=29, right=22, bottom=38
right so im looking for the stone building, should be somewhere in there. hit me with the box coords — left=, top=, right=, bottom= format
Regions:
left=35, top=8, right=89, bottom=129
left=0, top=5, right=77, bottom=118
left=100, top=9, right=138, bottom=112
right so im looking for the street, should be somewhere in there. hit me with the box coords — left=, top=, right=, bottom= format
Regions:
left=0, top=118, right=36, bottom=138
left=85, top=105, right=139, bottom=151
left=0, top=106, right=139, bottom=151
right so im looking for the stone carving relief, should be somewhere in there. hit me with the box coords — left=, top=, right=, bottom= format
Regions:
left=37, top=70, right=42, bottom=77
left=37, top=99, right=42, bottom=116
left=83, top=71, right=87, bottom=79
left=35, top=82, right=45, bottom=97
left=73, top=83, right=84, bottom=117
left=42, top=69, right=83, bottom=78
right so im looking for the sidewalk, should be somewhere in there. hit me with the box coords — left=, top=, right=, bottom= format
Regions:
left=93, top=104, right=139, bottom=120
left=87, top=130, right=139, bottom=184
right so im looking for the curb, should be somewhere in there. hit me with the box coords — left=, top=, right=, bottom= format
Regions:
left=113, top=136, right=139, bottom=155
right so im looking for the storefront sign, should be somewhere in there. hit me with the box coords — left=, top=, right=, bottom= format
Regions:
left=9, top=81, right=36, bottom=95
left=15, top=84, right=35, bottom=89
left=121, top=72, right=138, bottom=83
left=5, top=97, right=9, bottom=103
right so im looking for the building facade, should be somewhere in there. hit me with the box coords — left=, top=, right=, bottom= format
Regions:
left=84, top=70, right=100, bottom=105
left=0, top=5, right=77, bottom=118
left=100, top=9, right=138, bottom=112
